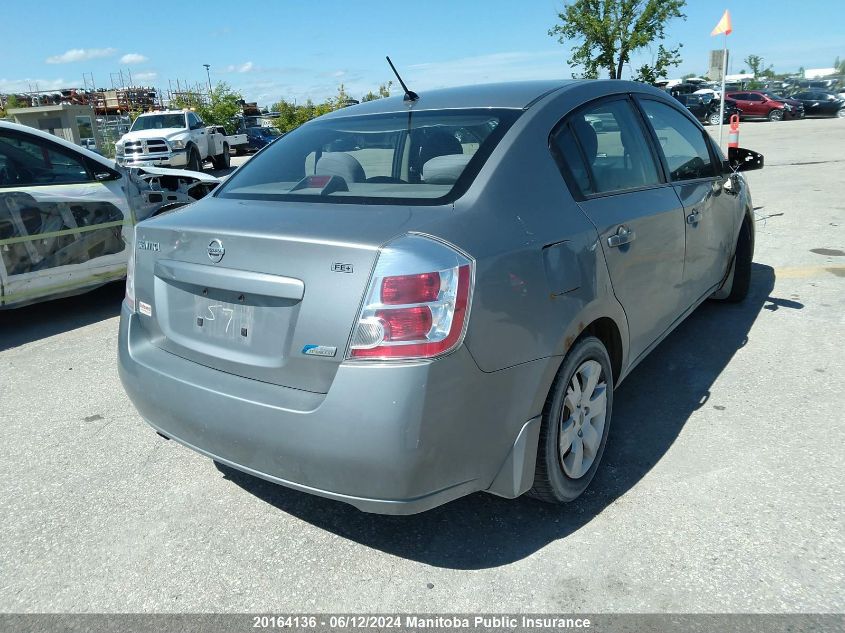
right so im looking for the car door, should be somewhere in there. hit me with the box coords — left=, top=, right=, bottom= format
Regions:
left=550, top=96, right=687, bottom=362
left=0, top=128, right=131, bottom=307
left=728, top=93, right=749, bottom=117
left=637, top=98, right=735, bottom=306
left=188, top=113, right=208, bottom=155
left=748, top=93, right=769, bottom=117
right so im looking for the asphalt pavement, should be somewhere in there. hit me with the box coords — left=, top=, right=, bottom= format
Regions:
left=0, top=117, right=843, bottom=613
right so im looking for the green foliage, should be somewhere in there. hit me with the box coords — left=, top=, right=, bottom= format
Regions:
left=549, top=0, right=686, bottom=79
left=270, top=82, right=394, bottom=133
left=171, top=81, right=244, bottom=134
left=743, top=54, right=774, bottom=79
left=633, top=44, right=683, bottom=83
left=836, top=57, right=845, bottom=75
left=1, top=94, right=25, bottom=117
left=362, top=81, right=393, bottom=102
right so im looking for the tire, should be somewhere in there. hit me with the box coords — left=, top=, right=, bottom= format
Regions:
left=212, top=143, right=230, bottom=170
left=529, top=336, right=614, bottom=504
left=837, top=108, right=845, bottom=118
left=187, top=146, right=202, bottom=172
left=768, top=109, right=784, bottom=122
left=707, top=112, right=722, bottom=126
left=714, top=218, right=752, bottom=303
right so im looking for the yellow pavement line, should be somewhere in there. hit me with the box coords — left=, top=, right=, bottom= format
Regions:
left=771, top=264, right=845, bottom=279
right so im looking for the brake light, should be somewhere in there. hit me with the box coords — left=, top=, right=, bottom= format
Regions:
left=348, top=234, right=473, bottom=360
left=381, top=272, right=440, bottom=304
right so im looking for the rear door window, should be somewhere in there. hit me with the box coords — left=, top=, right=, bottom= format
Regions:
left=551, top=98, right=662, bottom=196
left=638, top=100, right=715, bottom=182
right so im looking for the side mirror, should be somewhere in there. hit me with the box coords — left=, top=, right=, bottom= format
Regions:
left=728, top=147, right=764, bottom=172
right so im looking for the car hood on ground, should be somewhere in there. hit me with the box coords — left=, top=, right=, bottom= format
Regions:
left=127, top=165, right=220, bottom=184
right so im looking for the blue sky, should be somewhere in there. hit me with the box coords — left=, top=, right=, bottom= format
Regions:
left=1, top=1, right=842, bottom=105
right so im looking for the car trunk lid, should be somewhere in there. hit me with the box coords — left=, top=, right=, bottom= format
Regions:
left=132, top=197, right=416, bottom=393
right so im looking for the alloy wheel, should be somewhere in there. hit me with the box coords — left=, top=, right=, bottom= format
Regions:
left=558, top=359, right=608, bottom=479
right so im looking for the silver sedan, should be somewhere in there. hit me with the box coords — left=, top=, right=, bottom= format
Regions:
left=118, top=80, right=762, bottom=514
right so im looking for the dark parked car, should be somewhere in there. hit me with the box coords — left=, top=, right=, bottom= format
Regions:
left=119, top=80, right=763, bottom=514
left=246, top=126, right=282, bottom=152
left=676, top=94, right=741, bottom=125
left=789, top=91, right=845, bottom=117
left=726, top=90, right=803, bottom=121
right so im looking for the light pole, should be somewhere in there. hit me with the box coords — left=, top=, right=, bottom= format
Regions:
left=203, top=64, right=212, bottom=100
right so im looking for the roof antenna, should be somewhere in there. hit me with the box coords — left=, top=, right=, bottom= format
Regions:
left=386, top=56, right=419, bottom=102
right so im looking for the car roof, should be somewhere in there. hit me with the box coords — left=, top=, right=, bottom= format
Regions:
left=318, top=80, right=587, bottom=119
left=0, top=120, right=116, bottom=170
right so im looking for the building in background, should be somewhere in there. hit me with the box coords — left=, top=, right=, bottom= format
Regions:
left=707, top=49, right=729, bottom=81
left=8, top=103, right=102, bottom=150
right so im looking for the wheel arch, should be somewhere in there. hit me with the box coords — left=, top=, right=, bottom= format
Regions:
left=579, top=317, right=624, bottom=385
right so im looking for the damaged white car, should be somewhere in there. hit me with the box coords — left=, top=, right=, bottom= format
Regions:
left=0, top=121, right=219, bottom=308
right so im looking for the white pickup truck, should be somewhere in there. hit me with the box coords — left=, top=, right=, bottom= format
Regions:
left=116, top=110, right=243, bottom=172
left=209, top=126, right=248, bottom=156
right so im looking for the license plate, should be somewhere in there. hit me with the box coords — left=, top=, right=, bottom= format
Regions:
left=193, top=296, right=255, bottom=343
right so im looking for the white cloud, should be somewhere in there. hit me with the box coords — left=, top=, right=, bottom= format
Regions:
left=223, top=61, right=256, bottom=73
left=120, top=53, right=148, bottom=65
left=45, top=48, right=117, bottom=64
left=0, top=77, right=69, bottom=93
left=132, top=71, right=158, bottom=83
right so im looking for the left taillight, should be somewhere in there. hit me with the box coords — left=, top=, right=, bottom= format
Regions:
left=125, top=229, right=136, bottom=312
left=348, top=234, right=474, bottom=361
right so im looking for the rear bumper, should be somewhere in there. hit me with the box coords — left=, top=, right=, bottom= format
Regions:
left=118, top=305, right=548, bottom=514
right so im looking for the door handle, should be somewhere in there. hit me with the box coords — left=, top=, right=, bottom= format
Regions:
left=607, top=225, right=636, bottom=248
left=686, top=209, right=701, bottom=225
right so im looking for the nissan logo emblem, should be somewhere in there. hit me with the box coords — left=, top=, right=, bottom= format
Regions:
left=207, top=239, right=225, bottom=263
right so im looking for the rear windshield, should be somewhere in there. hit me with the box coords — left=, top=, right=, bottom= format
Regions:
left=216, top=108, right=520, bottom=205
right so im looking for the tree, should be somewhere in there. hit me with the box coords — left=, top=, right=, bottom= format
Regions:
left=270, top=82, right=397, bottom=133
left=743, top=54, right=773, bottom=78
left=1, top=94, right=25, bottom=117
left=633, top=44, right=683, bottom=83
left=171, top=81, right=244, bottom=134
left=549, top=0, right=686, bottom=79
left=361, top=81, right=393, bottom=102
left=836, top=57, right=845, bottom=74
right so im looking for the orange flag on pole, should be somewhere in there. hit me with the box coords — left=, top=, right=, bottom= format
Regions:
left=711, top=9, right=732, bottom=36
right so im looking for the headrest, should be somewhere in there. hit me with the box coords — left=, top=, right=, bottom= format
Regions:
left=571, top=117, right=598, bottom=165
left=418, top=131, right=463, bottom=167
left=422, top=154, right=472, bottom=185
left=315, top=152, right=365, bottom=183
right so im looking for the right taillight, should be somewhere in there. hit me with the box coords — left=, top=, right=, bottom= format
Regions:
left=348, top=234, right=474, bottom=360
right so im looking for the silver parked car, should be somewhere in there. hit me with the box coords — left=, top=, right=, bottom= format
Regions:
left=118, top=80, right=762, bottom=514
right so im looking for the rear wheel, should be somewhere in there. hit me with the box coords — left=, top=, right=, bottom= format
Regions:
left=212, top=143, right=230, bottom=169
left=529, top=336, right=614, bottom=504
left=713, top=218, right=752, bottom=303
left=768, top=109, right=784, bottom=122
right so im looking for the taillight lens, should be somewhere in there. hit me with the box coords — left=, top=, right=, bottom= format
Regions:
left=348, top=234, right=473, bottom=360
left=125, top=234, right=136, bottom=312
